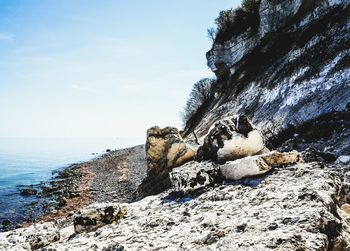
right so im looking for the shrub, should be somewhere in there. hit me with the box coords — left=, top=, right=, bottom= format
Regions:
left=242, top=0, right=261, bottom=13
left=215, top=7, right=248, bottom=42
left=181, top=78, right=215, bottom=126
left=213, top=0, right=261, bottom=43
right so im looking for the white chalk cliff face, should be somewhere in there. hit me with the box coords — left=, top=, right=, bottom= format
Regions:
left=186, top=0, right=350, bottom=140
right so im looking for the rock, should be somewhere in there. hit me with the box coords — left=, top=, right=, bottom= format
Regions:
left=146, top=127, right=196, bottom=170
left=203, top=230, right=226, bottom=244
left=2, top=219, right=11, bottom=227
left=39, top=163, right=350, bottom=250
left=206, top=30, right=260, bottom=75
left=169, top=161, right=219, bottom=193
left=135, top=126, right=196, bottom=198
left=220, top=151, right=303, bottom=180
left=170, top=151, right=302, bottom=192
left=0, top=222, right=60, bottom=250
left=19, top=188, right=37, bottom=196
left=259, top=0, right=307, bottom=36
left=74, top=203, right=126, bottom=234
left=302, top=147, right=337, bottom=163
left=102, top=242, right=125, bottom=251
left=236, top=223, right=247, bottom=232
left=268, top=223, right=278, bottom=231
left=58, top=225, right=75, bottom=241
left=1, top=220, right=12, bottom=231
left=336, top=155, right=350, bottom=164
left=106, top=149, right=111, bottom=153
left=340, top=203, right=350, bottom=215
left=197, top=115, right=266, bottom=163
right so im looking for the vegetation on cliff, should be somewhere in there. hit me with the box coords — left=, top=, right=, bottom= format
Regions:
left=184, top=0, right=262, bottom=130
left=209, top=0, right=261, bottom=43
left=181, top=78, right=214, bottom=126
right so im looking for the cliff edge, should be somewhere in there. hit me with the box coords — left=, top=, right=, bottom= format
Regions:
left=184, top=0, right=349, bottom=151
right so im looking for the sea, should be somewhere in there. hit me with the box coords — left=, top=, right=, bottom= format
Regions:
left=0, top=137, right=142, bottom=230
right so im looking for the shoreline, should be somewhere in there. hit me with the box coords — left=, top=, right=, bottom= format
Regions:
left=5, top=144, right=147, bottom=232
left=36, top=164, right=95, bottom=225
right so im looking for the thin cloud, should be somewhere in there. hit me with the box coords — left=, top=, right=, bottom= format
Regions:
left=25, top=56, right=57, bottom=63
left=0, top=32, right=14, bottom=41
left=72, top=84, right=103, bottom=94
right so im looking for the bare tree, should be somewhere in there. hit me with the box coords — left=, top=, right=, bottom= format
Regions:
left=207, top=27, right=216, bottom=42
left=181, top=78, right=215, bottom=126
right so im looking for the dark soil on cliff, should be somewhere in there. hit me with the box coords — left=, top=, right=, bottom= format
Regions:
left=268, top=109, right=350, bottom=155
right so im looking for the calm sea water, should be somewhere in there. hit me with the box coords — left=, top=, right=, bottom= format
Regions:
left=0, top=137, right=142, bottom=229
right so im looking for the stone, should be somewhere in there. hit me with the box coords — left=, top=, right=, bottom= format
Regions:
left=2, top=219, right=11, bottom=227
left=0, top=222, right=60, bottom=250
left=19, top=187, right=37, bottom=196
left=170, top=151, right=303, bottom=192
left=220, top=151, right=303, bottom=180
left=197, top=115, right=266, bottom=163
left=74, top=203, right=126, bottom=234
left=336, top=155, right=350, bottom=164
left=135, top=126, right=196, bottom=198
left=1, top=220, right=12, bottom=232
left=102, top=242, right=125, bottom=251
left=36, top=163, right=350, bottom=250
left=169, top=161, right=219, bottom=193
left=340, top=204, right=350, bottom=215
left=268, top=223, right=278, bottom=231
left=302, top=147, right=337, bottom=163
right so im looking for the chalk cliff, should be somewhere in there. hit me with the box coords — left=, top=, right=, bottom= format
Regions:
left=184, top=0, right=350, bottom=152
left=1, top=1, right=349, bottom=250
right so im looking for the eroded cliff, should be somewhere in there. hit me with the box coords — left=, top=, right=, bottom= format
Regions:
left=1, top=1, right=349, bottom=250
left=184, top=0, right=350, bottom=151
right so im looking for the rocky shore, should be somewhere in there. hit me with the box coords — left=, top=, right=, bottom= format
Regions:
left=4, top=145, right=147, bottom=232
left=2, top=163, right=87, bottom=232
left=1, top=115, right=349, bottom=250
left=1, top=153, right=349, bottom=250
left=0, top=0, right=349, bottom=250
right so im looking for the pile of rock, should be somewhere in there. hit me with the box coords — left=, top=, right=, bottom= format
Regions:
left=34, top=163, right=350, bottom=250
left=0, top=222, right=60, bottom=250
left=74, top=203, right=127, bottom=234
left=1, top=115, right=349, bottom=250
left=170, top=151, right=303, bottom=193
left=0, top=203, right=127, bottom=250
left=134, top=126, right=196, bottom=198
left=140, top=115, right=304, bottom=196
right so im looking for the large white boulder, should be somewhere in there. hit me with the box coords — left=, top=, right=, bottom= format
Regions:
left=197, top=115, right=267, bottom=163
left=220, top=151, right=303, bottom=180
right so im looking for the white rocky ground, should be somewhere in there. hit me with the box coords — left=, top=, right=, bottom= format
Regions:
left=1, top=162, right=349, bottom=251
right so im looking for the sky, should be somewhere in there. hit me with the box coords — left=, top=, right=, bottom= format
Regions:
left=0, top=0, right=240, bottom=140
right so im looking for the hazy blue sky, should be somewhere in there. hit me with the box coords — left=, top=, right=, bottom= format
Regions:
left=0, top=0, right=240, bottom=140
